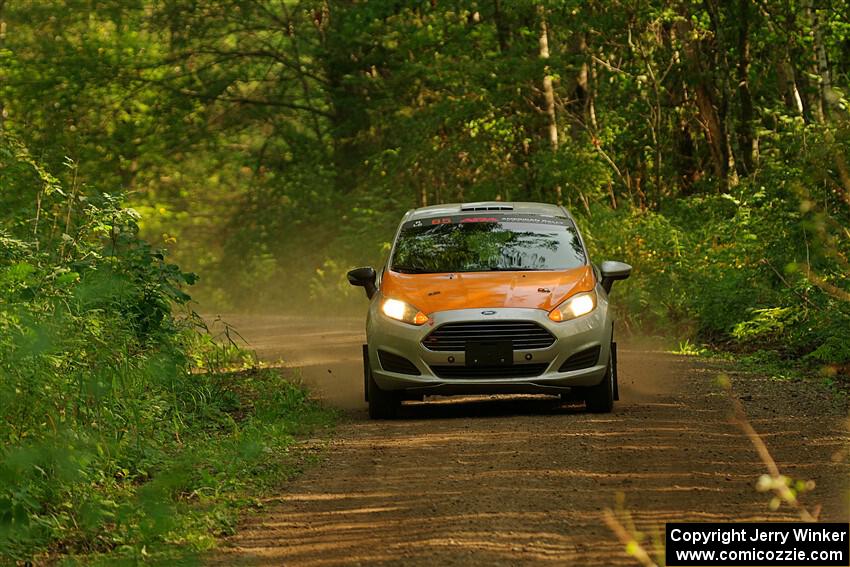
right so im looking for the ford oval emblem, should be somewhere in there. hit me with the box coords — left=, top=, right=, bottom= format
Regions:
left=481, top=310, right=496, bottom=315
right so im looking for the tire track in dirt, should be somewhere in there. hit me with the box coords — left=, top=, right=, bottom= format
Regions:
left=209, top=315, right=849, bottom=566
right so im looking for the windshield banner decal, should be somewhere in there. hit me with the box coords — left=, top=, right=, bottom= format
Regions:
left=404, top=214, right=569, bottom=230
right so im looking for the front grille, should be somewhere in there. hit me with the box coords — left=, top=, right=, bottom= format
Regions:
left=558, top=345, right=601, bottom=372
left=430, top=363, right=548, bottom=379
left=378, top=350, right=421, bottom=375
left=422, top=321, right=556, bottom=352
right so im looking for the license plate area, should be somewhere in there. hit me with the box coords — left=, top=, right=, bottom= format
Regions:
left=465, top=340, right=513, bottom=367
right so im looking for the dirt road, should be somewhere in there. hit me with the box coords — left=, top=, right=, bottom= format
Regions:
left=211, top=315, right=849, bottom=566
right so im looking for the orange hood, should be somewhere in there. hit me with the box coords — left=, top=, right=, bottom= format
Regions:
left=380, top=266, right=596, bottom=314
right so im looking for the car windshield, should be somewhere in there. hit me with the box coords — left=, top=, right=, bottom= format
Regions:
left=390, top=214, right=586, bottom=273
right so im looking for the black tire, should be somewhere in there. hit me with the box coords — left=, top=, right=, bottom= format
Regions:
left=585, top=359, right=614, bottom=414
left=366, top=361, right=401, bottom=419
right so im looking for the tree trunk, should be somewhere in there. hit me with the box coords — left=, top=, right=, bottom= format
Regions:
left=776, top=59, right=806, bottom=117
left=675, top=13, right=734, bottom=191
left=323, top=3, right=370, bottom=196
left=664, top=24, right=700, bottom=196
left=736, top=0, right=756, bottom=175
left=588, top=57, right=598, bottom=131
left=557, top=31, right=593, bottom=142
left=281, top=4, right=326, bottom=147
left=694, top=85, right=727, bottom=185
left=807, top=0, right=833, bottom=120
left=705, top=0, right=740, bottom=186
left=0, top=0, right=5, bottom=132
left=574, top=33, right=591, bottom=135
left=756, top=2, right=805, bottom=118
left=804, top=0, right=827, bottom=122
left=493, top=0, right=509, bottom=52
left=537, top=3, right=561, bottom=205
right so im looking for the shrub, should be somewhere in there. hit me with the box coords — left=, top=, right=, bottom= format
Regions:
left=0, top=132, right=335, bottom=562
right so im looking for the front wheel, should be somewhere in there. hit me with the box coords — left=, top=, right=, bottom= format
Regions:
left=584, top=359, right=614, bottom=414
left=366, top=360, right=401, bottom=419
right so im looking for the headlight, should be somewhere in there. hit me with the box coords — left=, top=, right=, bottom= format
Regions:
left=381, top=298, right=429, bottom=325
left=548, top=290, right=597, bottom=322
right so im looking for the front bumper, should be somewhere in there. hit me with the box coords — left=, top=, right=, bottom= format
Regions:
left=366, top=298, right=612, bottom=396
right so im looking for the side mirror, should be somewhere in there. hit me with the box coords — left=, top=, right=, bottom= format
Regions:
left=347, top=267, right=378, bottom=299
left=600, top=261, right=631, bottom=293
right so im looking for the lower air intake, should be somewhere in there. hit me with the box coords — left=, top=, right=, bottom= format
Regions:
left=378, top=350, right=421, bottom=375
left=558, top=345, right=601, bottom=372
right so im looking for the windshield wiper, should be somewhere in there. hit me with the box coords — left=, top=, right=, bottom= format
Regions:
left=392, top=266, right=432, bottom=274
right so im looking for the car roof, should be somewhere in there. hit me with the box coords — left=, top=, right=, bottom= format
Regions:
left=404, top=201, right=569, bottom=221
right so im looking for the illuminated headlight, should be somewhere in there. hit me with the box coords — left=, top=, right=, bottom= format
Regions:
left=548, top=290, right=597, bottom=322
left=381, top=298, right=429, bottom=325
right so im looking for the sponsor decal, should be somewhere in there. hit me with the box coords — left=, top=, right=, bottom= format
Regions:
left=404, top=214, right=569, bottom=230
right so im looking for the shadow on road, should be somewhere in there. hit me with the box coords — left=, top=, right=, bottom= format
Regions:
left=396, top=396, right=586, bottom=420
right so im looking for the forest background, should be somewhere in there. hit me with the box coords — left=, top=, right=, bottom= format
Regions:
left=1, top=0, right=848, bottom=562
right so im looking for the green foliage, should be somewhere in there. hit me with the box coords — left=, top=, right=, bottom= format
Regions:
left=673, top=339, right=709, bottom=357
left=576, top=130, right=850, bottom=367
left=4, top=0, right=849, bottom=332
left=806, top=335, right=850, bottom=364
left=0, top=0, right=849, bottom=560
left=733, top=308, right=801, bottom=343
left=0, top=134, right=334, bottom=563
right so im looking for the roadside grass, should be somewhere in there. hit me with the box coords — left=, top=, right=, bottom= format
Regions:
left=670, top=338, right=710, bottom=357
left=667, top=341, right=849, bottom=400
left=733, top=351, right=850, bottom=400
left=0, top=157, right=346, bottom=565
left=6, top=368, right=337, bottom=567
